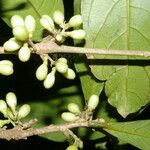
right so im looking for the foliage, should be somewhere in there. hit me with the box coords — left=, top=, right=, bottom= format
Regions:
left=80, top=0, right=150, bottom=117
left=0, top=0, right=150, bottom=150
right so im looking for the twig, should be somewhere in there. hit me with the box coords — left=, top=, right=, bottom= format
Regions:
left=34, top=41, right=150, bottom=58
left=66, top=129, right=83, bottom=148
left=20, top=118, right=38, bottom=129
left=1, top=40, right=150, bottom=58
left=0, top=118, right=107, bottom=141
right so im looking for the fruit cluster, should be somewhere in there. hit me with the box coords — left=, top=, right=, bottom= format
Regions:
left=3, top=15, right=36, bottom=62
left=36, top=57, right=76, bottom=89
left=3, top=11, right=86, bottom=55
left=61, top=95, right=99, bottom=149
left=61, top=95, right=99, bottom=122
left=40, top=11, right=86, bottom=42
left=2, top=11, right=85, bottom=85
left=0, top=92, right=31, bottom=127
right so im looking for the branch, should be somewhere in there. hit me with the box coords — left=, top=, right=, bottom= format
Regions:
left=0, top=118, right=106, bottom=140
left=35, top=41, right=150, bottom=58
left=1, top=40, right=150, bottom=58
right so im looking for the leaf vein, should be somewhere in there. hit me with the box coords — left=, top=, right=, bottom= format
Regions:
left=93, top=0, right=121, bottom=47
left=130, top=27, right=150, bottom=48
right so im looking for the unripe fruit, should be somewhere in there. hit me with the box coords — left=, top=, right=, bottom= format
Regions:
left=0, top=64, right=13, bottom=76
left=13, top=26, right=29, bottom=41
left=36, top=63, right=48, bottom=81
left=0, top=120, right=10, bottom=128
left=6, top=92, right=17, bottom=112
left=53, top=11, right=64, bottom=25
left=3, top=38, right=22, bottom=52
left=55, top=34, right=65, bottom=43
left=7, top=108, right=15, bottom=120
left=87, top=95, right=99, bottom=111
left=0, top=100, right=8, bottom=116
left=66, top=145, right=78, bottom=150
left=43, top=69, right=56, bottom=89
left=11, top=15, right=24, bottom=28
left=67, top=103, right=80, bottom=114
left=40, top=15, right=55, bottom=32
left=0, top=60, right=13, bottom=67
left=25, top=15, right=36, bottom=37
left=57, top=58, right=67, bottom=64
left=63, top=68, right=76, bottom=80
left=68, top=15, right=83, bottom=28
left=18, top=46, right=31, bottom=62
left=55, top=62, right=68, bottom=73
left=61, top=112, right=79, bottom=122
left=66, top=30, right=86, bottom=40
left=18, top=104, right=31, bottom=119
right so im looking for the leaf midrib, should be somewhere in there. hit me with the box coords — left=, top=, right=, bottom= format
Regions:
left=124, top=0, right=131, bottom=114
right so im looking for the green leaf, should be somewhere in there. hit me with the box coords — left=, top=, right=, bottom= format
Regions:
left=74, top=0, right=81, bottom=15
left=81, top=0, right=150, bottom=117
left=105, top=66, right=150, bottom=117
left=1, top=0, right=64, bottom=41
left=96, top=100, right=124, bottom=123
left=74, top=1, right=104, bottom=100
left=104, top=120, right=150, bottom=150
left=75, top=55, right=104, bottom=100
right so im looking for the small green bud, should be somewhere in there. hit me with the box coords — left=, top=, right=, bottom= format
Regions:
left=18, top=46, right=31, bottom=62
left=7, top=108, right=15, bottom=120
left=0, top=60, right=13, bottom=67
left=53, top=11, right=64, bottom=25
left=25, top=15, right=36, bottom=38
left=3, top=38, right=22, bottom=52
left=67, top=103, right=80, bottom=114
left=0, top=120, right=10, bottom=128
left=87, top=95, right=99, bottom=111
left=0, top=100, right=8, bottom=116
left=61, top=112, right=79, bottom=122
left=68, top=15, right=83, bottom=28
left=66, top=30, right=86, bottom=40
left=18, top=104, right=31, bottom=119
left=11, top=15, right=24, bottom=28
left=66, top=145, right=78, bottom=150
left=40, top=15, right=55, bottom=32
left=63, top=68, right=76, bottom=80
left=57, top=58, right=67, bottom=64
left=55, top=34, right=65, bottom=43
left=6, top=92, right=17, bottom=112
left=43, top=68, right=56, bottom=89
left=36, top=63, right=48, bottom=81
left=55, top=62, right=68, bottom=73
left=0, top=64, right=13, bottom=76
left=13, top=26, right=29, bottom=41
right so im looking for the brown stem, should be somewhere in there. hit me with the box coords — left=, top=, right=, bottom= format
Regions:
left=34, top=41, right=150, bottom=57
left=0, top=118, right=106, bottom=140
left=1, top=40, right=150, bottom=58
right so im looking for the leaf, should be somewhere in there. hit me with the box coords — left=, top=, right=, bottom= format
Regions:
left=74, top=0, right=81, bottom=15
left=105, top=66, right=150, bottom=117
left=75, top=55, right=104, bottom=100
left=74, top=1, right=104, bottom=100
left=1, top=0, right=64, bottom=41
left=81, top=0, right=150, bottom=117
left=103, top=120, right=150, bottom=150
